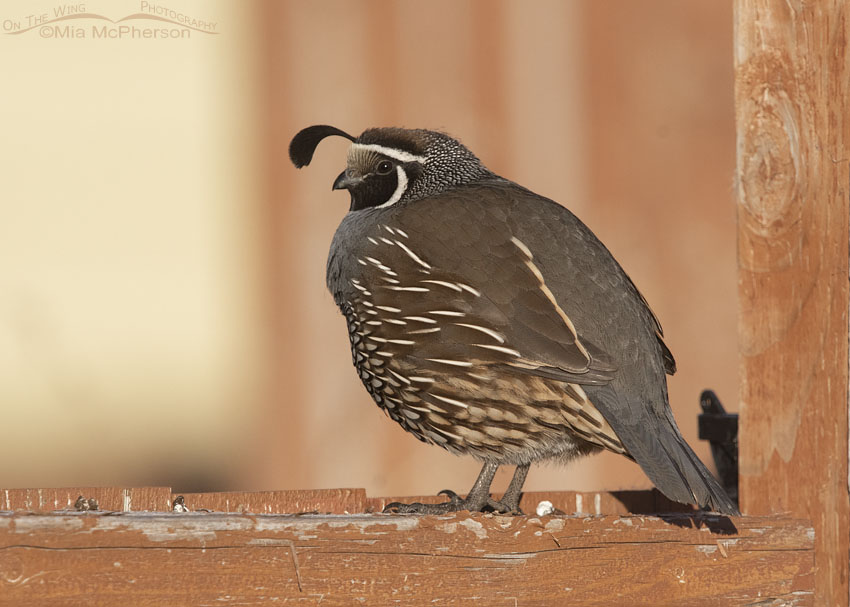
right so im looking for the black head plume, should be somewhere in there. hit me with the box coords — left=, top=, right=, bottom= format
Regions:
left=289, top=125, right=356, bottom=168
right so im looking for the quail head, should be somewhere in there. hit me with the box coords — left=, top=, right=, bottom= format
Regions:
left=289, top=124, right=739, bottom=516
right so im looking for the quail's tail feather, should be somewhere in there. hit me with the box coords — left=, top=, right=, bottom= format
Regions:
left=588, top=386, right=739, bottom=516
left=653, top=426, right=739, bottom=515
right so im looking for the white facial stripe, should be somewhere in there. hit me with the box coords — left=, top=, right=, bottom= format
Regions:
left=351, top=143, right=426, bottom=164
left=377, top=165, right=409, bottom=208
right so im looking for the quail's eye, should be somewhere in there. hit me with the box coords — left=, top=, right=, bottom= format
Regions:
left=376, top=160, right=394, bottom=175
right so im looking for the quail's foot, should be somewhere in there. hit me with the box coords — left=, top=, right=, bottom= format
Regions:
left=383, top=490, right=521, bottom=514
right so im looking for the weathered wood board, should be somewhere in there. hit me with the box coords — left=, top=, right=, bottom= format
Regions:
left=0, top=510, right=812, bottom=606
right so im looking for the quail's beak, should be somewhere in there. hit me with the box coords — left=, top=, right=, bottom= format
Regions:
left=332, top=170, right=362, bottom=191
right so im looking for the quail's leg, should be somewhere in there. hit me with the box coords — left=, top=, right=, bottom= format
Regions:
left=384, top=461, right=500, bottom=514
left=487, top=463, right=530, bottom=514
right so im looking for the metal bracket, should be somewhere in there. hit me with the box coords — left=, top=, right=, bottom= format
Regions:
left=698, top=389, right=739, bottom=507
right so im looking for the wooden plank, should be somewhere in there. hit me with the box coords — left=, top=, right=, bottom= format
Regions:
left=0, top=487, right=701, bottom=516
left=0, top=511, right=813, bottom=606
left=0, top=487, right=172, bottom=513
left=734, top=1, right=850, bottom=605
left=0, top=488, right=367, bottom=515
left=175, top=488, right=367, bottom=514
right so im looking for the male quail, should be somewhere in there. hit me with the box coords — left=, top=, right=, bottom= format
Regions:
left=289, top=124, right=739, bottom=516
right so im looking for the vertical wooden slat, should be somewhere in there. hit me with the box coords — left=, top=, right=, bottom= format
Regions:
left=583, top=0, right=738, bottom=487
left=248, top=0, right=310, bottom=490
left=469, top=0, right=510, bottom=173
left=735, top=1, right=850, bottom=604
left=364, top=0, right=402, bottom=124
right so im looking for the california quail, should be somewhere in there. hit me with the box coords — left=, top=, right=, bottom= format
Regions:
left=289, top=125, right=739, bottom=516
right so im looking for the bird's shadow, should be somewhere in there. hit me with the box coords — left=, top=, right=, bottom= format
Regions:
left=655, top=512, right=739, bottom=535
left=608, top=489, right=739, bottom=535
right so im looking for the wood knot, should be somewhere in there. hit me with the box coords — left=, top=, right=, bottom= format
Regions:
left=735, top=50, right=812, bottom=270
left=738, top=89, right=799, bottom=228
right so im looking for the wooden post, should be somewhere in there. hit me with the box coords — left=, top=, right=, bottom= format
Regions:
left=735, top=1, right=850, bottom=604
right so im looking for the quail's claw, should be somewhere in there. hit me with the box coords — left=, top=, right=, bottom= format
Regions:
left=437, top=489, right=461, bottom=503
left=486, top=497, right=524, bottom=515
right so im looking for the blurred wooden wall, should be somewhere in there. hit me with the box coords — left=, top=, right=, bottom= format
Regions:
left=248, top=0, right=736, bottom=498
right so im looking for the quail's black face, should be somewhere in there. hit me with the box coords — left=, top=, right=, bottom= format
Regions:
left=331, top=143, right=426, bottom=212
left=289, top=124, right=491, bottom=212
